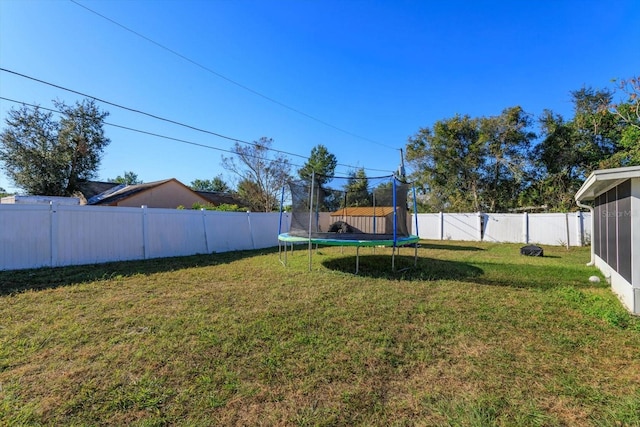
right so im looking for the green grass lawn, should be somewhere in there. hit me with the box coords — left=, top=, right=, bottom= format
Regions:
left=1, top=241, right=639, bottom=426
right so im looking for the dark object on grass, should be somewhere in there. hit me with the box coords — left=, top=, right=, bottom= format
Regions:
left=328, top=221, right=353, bottom=233
left=520, top=245, right=543, bottom=257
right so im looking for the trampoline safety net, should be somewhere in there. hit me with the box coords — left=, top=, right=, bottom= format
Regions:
left=286, top=174, right=411, bottom=241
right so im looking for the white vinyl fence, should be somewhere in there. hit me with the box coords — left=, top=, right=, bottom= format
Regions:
left=0, top=203, right=290, bottom=271
left=412, top=212, right=591, bottom=247
left=1, top=204, right=592, bottom=271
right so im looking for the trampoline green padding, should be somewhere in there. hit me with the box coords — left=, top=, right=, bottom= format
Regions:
left=278, top=232, right=419, bottom=247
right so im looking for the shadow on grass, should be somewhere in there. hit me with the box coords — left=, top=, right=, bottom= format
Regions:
left=321, top=255, right=484, bottom=281
left=321, top=254, right=604, bottom=290
left=0, top=246, right=279, bottom=296
left=419, top=242, right=485, bottom=251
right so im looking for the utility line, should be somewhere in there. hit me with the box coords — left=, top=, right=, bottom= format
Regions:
left=0, top=68, right=393, bottom=174
left=69, top=0, right=399, bottom=151
left=0, top=96, right=301, bottom=167
left=0, top=96, right=376, bottom=177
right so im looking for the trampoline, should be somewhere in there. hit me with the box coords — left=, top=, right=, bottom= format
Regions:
left=278, top=173, right=420, bottom=273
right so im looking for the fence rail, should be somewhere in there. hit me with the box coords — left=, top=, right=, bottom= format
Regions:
left=0, top=204, right=590, bottom=271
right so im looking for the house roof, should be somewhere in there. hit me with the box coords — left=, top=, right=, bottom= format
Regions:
left=575, top=165, right=640, bottom=201
left=76, top=181, right=121, bottom=203
left=330, top=206, right=396, bottom=217
left=88, top=178, right=185, bottom=205
left=196, top=191, right=247, bottom=207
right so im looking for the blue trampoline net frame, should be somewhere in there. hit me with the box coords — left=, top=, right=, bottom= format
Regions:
left=278, top=173, right=420, bottom=272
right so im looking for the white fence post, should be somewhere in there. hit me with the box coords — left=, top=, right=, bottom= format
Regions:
left=142, top=205, right=150, bottom=259
left=439, top=211, right=444, bottom=240
left=576, top=211, right=584, bottom=246
left=477, top=212, right=483, bottom=242
left=50, top=201, right=58, bottom=267
left=201, top=208, right=210, bottom=253
left=565, top=213, right=570, bottom=249
left=247, top=211, right=255, bottom=249
left=523, top=212, right=529, bottom=244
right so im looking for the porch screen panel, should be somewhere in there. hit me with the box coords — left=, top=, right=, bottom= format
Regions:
left=594, top=194, right=602, bottom=258
left=606, top=187, right=617, bottom=271
left=617, top=180, right=632, bottom=282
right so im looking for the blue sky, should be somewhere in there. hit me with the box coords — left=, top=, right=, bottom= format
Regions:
left=1, top=0, right=639, bottom=193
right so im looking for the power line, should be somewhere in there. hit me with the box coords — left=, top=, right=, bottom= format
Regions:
left=0, top=67, right=393, bottom=175
left=0, top=96, right=301, bottom=166
left=69, top=0, right=399, bottom=151
left=0, top=96, right=375, bottom=177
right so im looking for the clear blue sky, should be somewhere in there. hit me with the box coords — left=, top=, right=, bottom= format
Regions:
left=1, top=0, right=639, bottom=194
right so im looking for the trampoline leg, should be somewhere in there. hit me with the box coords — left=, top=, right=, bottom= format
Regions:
left=392, top=246, right=396, bottom=272
left=356, top=246, right=360, bottom=274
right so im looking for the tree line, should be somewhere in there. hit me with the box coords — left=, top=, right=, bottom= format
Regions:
left=1, top=76, right=637, bottom=212
left=406, top=77, right=639, bottom=212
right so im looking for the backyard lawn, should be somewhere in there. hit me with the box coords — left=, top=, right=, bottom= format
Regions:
left=1, top=241, right=639, bottom=426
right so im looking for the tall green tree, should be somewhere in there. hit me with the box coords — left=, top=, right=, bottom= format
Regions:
left=522, top=110, right=582, bottom=211
left=406, top=114, right=483, bottom=212
left=221, top=137, right=291, bottom=212
left=571, top=87, right=622, bottom=170
left=344, top=168, right=371, bottom=207
left=190, top=175, right=230, bottom=192
left=608, top=76, right=640, bottom=166
left=0, top=99, right=110, bottom=196
left=523, top=87, right=626, bottom=211
left=298, top=144, right=338, bottom=186
left=109, top=171, right=142, bottom=185
left=479, top=106, right=536, bottom=211
left=407, top=108, right=535, bottom=212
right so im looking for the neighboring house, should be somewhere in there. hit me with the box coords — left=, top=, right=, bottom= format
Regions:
left=575, top=165, right=640, bottom=315
left=75, top=181, right=120, bottom=204
left=84, top=178, right=211, bottom=209
left=0, top=195, right=80, bottom=205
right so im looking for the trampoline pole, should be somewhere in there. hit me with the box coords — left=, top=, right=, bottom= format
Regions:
left=278, top=186, right=285, bottom=236
left=412, top=186, right=419, bottom=267
left=392, top=177, right=397, bottom=248
left=392, top=246, right=396, bottom=272
left=308, top=173, right=315, bottom=271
